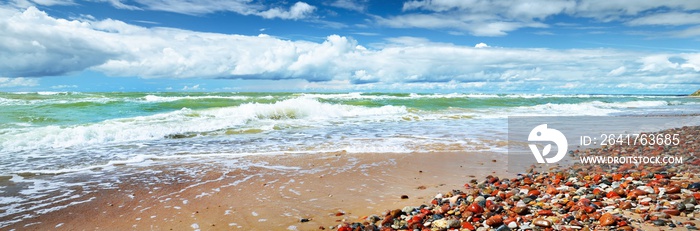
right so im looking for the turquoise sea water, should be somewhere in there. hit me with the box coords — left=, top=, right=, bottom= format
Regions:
left=1, top=92, right=700, bottom=173
left=0, top=91, right=699, bottom=227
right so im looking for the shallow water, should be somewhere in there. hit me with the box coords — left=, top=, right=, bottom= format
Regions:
left=0, top=91, right=699, bottom=227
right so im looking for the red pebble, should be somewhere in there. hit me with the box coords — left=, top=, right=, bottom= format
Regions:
left=538, top=210, right=554, bottom=216
left=485, top=215, right=503, bottom=227
left=599, top=213, right=616, bottom=226
left=528, top=189, right=541, bottom=196
left=592, top=188, right=603, bottom=195
left=612, top=173, right=623, bottom=181
left=618, top=220, right=628, bottom=227
left=593, top=174, right=602, bottom=182
left=662, top=209, right=681, bottom=216
left=577, top=198, right=591, bottom=207
left=627, top=189, right=648, bottom=199
left=461, top=222, right=476, bottom=230
left=485, top=200, right=494, bottom=207
left=666, top=185, right=681, bottom=194
left=546, top=185, right=558, bottom=195
left=606, top=191, right=619, bottom=198
left=411, top=214, right=424, bottom=222
left=467, top=203, right=484, bottom=213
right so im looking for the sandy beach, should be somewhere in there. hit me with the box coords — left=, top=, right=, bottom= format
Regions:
left=4, top=126, right=700, bottom=231
left=4, top=151, right=508, bottom=230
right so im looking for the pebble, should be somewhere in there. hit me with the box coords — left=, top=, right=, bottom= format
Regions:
left=494, top=224, right=511, bottom=231
left=663, top=209, right=681, bottom=216
left=485, top=215, right=503, bottom=227
left=329, top=126, right=700, bottom=231
left=467, top=203, right=484, bottom=213
left=599, top=213, right=616, bottom=226
left=653, top=219, right=667, bottom=226
left=532, top=218, right=551, bottom=227
left=689, top=183, right=700, bottom=190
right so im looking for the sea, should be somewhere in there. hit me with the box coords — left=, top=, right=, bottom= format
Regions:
left=0, top=91, right=699, bottom=227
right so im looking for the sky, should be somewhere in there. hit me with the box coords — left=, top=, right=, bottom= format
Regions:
left=0, top=0, right=699, bottom=94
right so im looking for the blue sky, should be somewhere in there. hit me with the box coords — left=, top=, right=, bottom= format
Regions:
left=1, top=0, right=699, bottom=94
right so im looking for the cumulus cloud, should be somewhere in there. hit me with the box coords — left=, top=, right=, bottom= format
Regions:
left=474, top=43, right=489, bottom=48
left=0, top=77, right=39, bottom=88
left=182, top=84, right=200, bottom=90
left=0, top=7, right=118, bottom=77
left=258, top=2, right=315, bottom=20
left=0, top=7, right=699, bottom=91
left=380, top=0, right=700, bottom=36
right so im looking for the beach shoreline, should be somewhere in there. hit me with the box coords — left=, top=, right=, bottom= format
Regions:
left=4, top=126, right=700, bottom=230
left=3, top=151, right=508, bottom=230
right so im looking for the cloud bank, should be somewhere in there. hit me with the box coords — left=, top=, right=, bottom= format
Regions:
left=0, top=6, right=699, bottom=91
left=380, top=0, right=700, bottom=36
left=0, top=77, right=39, bottom=88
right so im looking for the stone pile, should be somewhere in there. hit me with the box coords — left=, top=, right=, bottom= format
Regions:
left=333, top=126, right=700, bottom=231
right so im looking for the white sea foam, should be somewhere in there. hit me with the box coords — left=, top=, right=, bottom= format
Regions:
left=476, top=100, right=678, bottom=118
left=298, top=93, right=686, bottom=100
left=0, top=98, right=407, bottom=151
left=142, top=95, right=250, bottom=102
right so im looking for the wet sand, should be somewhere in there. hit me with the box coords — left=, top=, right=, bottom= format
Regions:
left=5, top=151, right=508, bottom=230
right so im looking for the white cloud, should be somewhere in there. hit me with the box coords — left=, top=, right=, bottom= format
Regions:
left=114, top=0, right=315, bottom=19
left=474, top=42, right=489, bottom=48
left=10, top=0, right=75, bottom=7
left=258, top=2, right=315, bottom=20
left=98, top=0, right=140, bottom=10
left=7, top=0, right=315, bottom=20
left=129, top=0, right=259, bottom=16
left=182, top=84, right=200, bottom=90
left=608, top=66, right=626, bottom=76
left=375, top=13, right=547, bottom=36
left=0, top=77, right=39, bottom=88
left=570, top=0, right=700, bottom=21
left=556, top=83, right=580, bottom=89
left=638, top=55, right=680, bottom=72
left=50, top=84, right=78, bottom=89
left=627, top=12, right=700, bottom=26
left=680, top=53, right=700, bottom=71
left=329, top=0, right=367, bottom=12
left=383, top=0, right=700, bottom=36
left=0, top=7, right=699, bottom=91
left=383, top=36, right=433, bottom=46
left=673, top=26, right=700, bottom=38
left=0, top=7, right=119, bottom=77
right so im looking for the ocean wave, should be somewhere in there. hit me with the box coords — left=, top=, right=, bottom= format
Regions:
left=0, top=98, right=407, bottom=151
left=142, top=95, right=250, bottom=102
left=480, top=100, right=685, bottom=118
left=298, top=92, right=686, bottom=100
